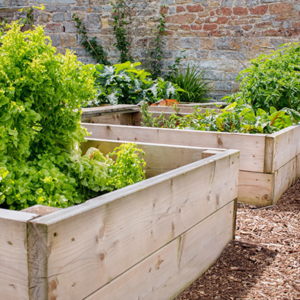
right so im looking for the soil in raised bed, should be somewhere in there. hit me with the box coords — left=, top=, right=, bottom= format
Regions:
left=176, top=179, right=300, bottom=300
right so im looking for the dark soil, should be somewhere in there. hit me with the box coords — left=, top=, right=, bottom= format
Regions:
left=176, top=179, right=300, bottom=300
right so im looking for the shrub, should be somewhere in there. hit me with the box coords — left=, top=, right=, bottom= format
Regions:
left=0, top=23, right=145, bottom=210
left=225, top=43, right=300, bottom=111
left=166, top=64, right=212, bottom=103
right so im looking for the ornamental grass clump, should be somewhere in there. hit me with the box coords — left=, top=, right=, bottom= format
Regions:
left=0, top=23, right=145, bottom=210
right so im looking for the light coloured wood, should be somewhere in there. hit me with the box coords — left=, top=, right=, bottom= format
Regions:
left=86, top=201, right=235, bottom=300
left=81, top=139, right=226, bottom=178
left=273, top=156, right=299, bottom=204
left=265, top=126, right=300, bottom=173
left=82, top=123, right=266, bottom=173
left=29, top=149, right=239, bottom=300
left=0, top=209, right=38, bottom=300
left=238, top=171, right=273, bottom=206
left=201, top=150, right=224, bottom=159
left=22, top=205, right=61, bottom=216
left=81, top=105, right=139, bottom=122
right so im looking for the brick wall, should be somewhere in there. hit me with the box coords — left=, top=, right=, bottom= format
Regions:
left=0, top=0, right=299, bottom=100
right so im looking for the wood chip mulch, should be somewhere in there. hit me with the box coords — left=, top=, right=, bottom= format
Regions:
left=176, top=179, right=300, bottom=300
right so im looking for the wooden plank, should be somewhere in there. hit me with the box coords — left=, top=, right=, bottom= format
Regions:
left=83, top=114, right=122, bottom=124
left=86, top=201, right=235, bottom=300
left=0, top=209, right=38, bottom=300
left=81, top=139, right=226, bottom=178
left=82, top=123, right=266, bottom=172
left=201, top=150, right=224, bottom=159
left=238, top=171, right=273, bottom=206
left=265, top=126, right=300, bottom=173
left=29, top=150, right=239, bottom=300
left=273, top=156, right=298, bottom=204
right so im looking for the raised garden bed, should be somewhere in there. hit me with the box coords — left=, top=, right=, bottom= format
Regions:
left=82, top=113, right=300, bottom=206
left=0, top=140, right=239, bottom=300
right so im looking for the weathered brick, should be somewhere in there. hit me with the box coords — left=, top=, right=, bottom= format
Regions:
left=180, top=37, right=195, bottom=48
left=249, top=5, right=268, bottom=15
left=222, top=0, right=233, bottom=7
left=269, top=3, right=293, bottom=15
left=233, top=7, right=248, bottom=15
left=63, top=21, right=76, bottom=33
left=191, top=24, right=202, bottom=30
left=45, top=23, right=64, bottom=33
left=176, top=6, right=186, bottom=13
left=165, top=13, right=197, bottom=24
left=242, top=24, right=252, bottom=31
left=186, top=4, right=204, bottom=12
left=216, top=7, right=232, bottom=16
left=203, top=24, right=218, bottom=30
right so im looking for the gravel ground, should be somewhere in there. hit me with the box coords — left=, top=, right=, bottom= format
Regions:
left=176, top=179, right=300, bottom=300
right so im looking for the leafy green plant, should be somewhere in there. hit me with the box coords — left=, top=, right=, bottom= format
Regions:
left=0, top=23, right=146, bottom=210
left=92, top=61, right=183, bottom=106
left=107, top=143, right=146, bottom=190
left=141, top=101, right=300, bottom=134
left=73, top=14, right=111, bottom=65
left=225, top=42, right=300, bottom=111
left=111, top=0, right=133, bottom=63
left=166, top=64, right=212, bottom=103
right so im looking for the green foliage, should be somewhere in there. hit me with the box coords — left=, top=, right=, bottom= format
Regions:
left=92, top=61, right=183, bottom=106
left=149, top=8, right=166, bottom=79
left=225, top=43, right=300, bottom=111
left=0, top=23, right=146, bottom=210
left=166, top=64, right=212, bottom=103
left=111, top=0, right=133, bottom=63
left=107, top=143, right=146, bottom=190
left=141, top=101, right=300, bottom=134
left=73, top=14, right=111, bottom=65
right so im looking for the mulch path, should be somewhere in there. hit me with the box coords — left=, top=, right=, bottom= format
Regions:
left=176, top=179, right=300, bottom=300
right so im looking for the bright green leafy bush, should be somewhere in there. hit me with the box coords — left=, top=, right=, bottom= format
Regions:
left=91, top=61, right=184, bottom=106
left=0, top=23, right=146, bottom=210
left=225, top=43, right=300, bottom=111
left=141, top=101, right=300, bottom=134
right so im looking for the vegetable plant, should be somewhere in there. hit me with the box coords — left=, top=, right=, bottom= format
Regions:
left=141, top=101, right=300, bottom=134
left=0, top=23, right=146, bottom=210
left=225, top=43, right=300, bottom=112
left=92, top=61, right=184, bottom=106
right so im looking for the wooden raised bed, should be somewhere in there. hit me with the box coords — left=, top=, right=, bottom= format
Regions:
left=82, top=120, right=300, bottom=206
left=0, top=140, right=239, bottom=300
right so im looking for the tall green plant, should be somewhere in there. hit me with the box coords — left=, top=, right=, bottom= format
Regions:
left=167, top=64, right=212, bottom=103
left=225, top=43, right=300, bottom=111
left=111, top=0, right=133, bottom=63
left=73, top=14, right=111, bottom=65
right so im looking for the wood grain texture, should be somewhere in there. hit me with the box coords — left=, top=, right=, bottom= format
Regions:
left=81, top=138, right=226, bottom=178
left=82, top=123, right=265, bottom=172
left=30, top=150, right=239, bottom=300
left=265, top=126, right=300, bottom=173
left=0, top=209, right=38, bottom=300
left=238, top=171, right=273, bottom=206
left=273, top=156, right=299, bottom=204
left=86, top=201, right=235, bottom=300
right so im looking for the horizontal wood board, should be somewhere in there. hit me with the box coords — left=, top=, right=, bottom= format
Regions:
left=0, top=209, right=38, bottom=300
left=86, top=201, right=235, bottom=300
left=81, top=139, right=226, bottom=178
left=29, top=150, right=239, bottom=300
left=82, top=123, right=265, bottom=173
left=265, top=126, right=300, bottom=173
